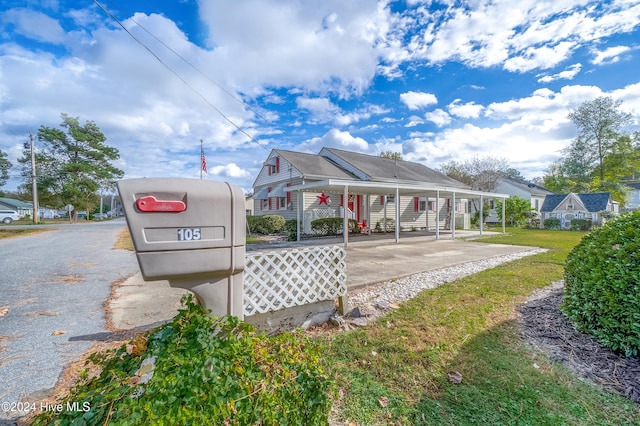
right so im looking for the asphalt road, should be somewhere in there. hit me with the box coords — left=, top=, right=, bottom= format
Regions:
left=0, top=219, right=138, bottom=422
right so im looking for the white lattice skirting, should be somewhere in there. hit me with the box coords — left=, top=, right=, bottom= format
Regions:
left=244, top=245, right=347, bottom=316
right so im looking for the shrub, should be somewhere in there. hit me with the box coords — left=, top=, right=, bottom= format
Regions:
left=32, top=296, right=335, bottom=425
left=543, top=217, right=561, bottom=230
left=569, top=218, right=592, bottom=231
left=561, top=212, right=640, bottom=356
left=247, top=214, right=286, bottom=235
left=374, top=218, right=395, bottom=232
left=311, top=217, right=359, bottom=235
left=285, top=219, right=298, bottom=241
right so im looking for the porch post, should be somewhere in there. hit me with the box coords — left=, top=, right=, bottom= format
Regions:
left=383, top=195, right=388, bottom=233
left=343, top=185, right=349, bottom=248
left=296, top=190, right=301, bottom=241
left=366, top=194, right=371, bottom=235
left=451, top=192, right=456, bottom=239
left=395, top=186, right=400, bottom=243
left=479, top=195, right=483, bottom=236
left=436, top=191, right=440, bottom=240
left=502, top=196, right=506, bottom=234
left=425, top=193, right=429, bottom=232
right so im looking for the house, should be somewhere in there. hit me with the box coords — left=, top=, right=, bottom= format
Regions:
left=485, top=177, right=555, bottom=223
left=252, top=148, right=509, bottom=240
left=540, top=192, right=619, bottom=229
left=245, top=195, right=254, bottom=216
left=0, top=197, right=33, bottom=218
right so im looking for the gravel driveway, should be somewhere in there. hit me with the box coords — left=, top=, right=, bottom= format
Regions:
left=0, top=219, right=138, bottom=422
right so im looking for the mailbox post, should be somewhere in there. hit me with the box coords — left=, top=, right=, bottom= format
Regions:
left=117, top=178, right=245, bottom=319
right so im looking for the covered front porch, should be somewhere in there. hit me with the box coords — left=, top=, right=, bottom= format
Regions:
left=287, top=178, right=509, bottom=247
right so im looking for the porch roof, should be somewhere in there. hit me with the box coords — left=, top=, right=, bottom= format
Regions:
left=286, top=178, right=509, bottom=199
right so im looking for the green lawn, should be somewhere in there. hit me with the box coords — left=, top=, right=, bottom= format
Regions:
left=322, top=228, right=640, bottom=425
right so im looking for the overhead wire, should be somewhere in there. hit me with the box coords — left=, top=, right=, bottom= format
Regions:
left=93, top=0, right=270, bottom=152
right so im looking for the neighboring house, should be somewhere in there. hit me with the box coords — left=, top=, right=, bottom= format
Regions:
left=485, top=177, right=555, bottom=223
left=253, top=148, right=507, bottom=236
left=245, top=196, right=254, bottom=216
left=0, top=197, right=33, bottom=218
left=540, top=192, right=619, bottom=229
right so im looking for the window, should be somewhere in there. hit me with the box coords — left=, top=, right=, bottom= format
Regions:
left=260, top=199, right=268, bottom=210
left=278, top=197, right=286, bottom=209
left=386, top=195, right=395, bottom=204
left=428, top=201, right=436, bottom=211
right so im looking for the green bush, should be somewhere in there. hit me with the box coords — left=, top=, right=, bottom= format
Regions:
left=374, top=218, right=395, bottom=232
left=543, top=217, right=561, bottom=230
left=569, top=218, right=593, bottom=231
left=285, top=219, right=298, bottom=241
left=32, top=296, right=335, bottom=425
left=247, top=214, right=286, bottom=235
left=311, top=217, right=359, bottom=235
left=561, top=212, right=640, bottom=356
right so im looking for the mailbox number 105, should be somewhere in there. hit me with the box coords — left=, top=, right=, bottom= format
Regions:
left=177, top=228, right=201, bottom=241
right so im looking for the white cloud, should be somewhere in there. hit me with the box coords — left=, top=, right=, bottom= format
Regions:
left=400, top=91, right=437, bottom=110
left=403, top=81, right=640, bottom=178
left=537, top=63, right=582, bottom=83
left=406, top=0, right=640, bottom=73
left=208, top=163, right=252, bottom=179
left=591, top=45, right=631, bottom=65
left=425, top=109, right=451, bottom=127
left=504, top=42, right=576, bottom=72
left=198, top=0, right=392, bottom=96
left=1, top=8, right=66, bottom=44
left=297, top=128, right=370, bottom=153
left=447, top=100, right=484, bottom=119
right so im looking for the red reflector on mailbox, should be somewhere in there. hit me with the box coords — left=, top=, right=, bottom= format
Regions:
left=136, top=196, right=186, bottom=213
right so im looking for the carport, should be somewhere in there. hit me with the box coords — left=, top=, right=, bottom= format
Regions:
left=287, top=179, right=509, bottom=247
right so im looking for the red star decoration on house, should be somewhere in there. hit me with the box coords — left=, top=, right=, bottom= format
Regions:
left=317, top=193, right=330, bottom=205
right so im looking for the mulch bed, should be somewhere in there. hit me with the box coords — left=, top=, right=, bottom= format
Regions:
left=518, top=281, right=640, bottom=403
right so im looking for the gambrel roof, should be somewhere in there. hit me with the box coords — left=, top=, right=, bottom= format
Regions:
left=540, top=192, right=612, bottom=213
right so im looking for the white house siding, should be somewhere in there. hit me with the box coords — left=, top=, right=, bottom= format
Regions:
left=369, top=195, right=466, bottom=231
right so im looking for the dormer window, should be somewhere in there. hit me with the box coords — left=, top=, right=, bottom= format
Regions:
left=265, top=156, right=281, bottom=175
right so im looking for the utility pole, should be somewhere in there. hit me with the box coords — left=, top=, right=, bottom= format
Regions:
left=30, top=134, right=39, bottom=224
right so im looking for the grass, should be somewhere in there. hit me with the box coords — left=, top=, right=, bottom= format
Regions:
left=322, top=228, right=640, bottom=425
left=0, top=227, right=50, bottom=239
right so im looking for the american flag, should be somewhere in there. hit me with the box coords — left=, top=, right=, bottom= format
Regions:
left=201, top=148, right=207, bottom=173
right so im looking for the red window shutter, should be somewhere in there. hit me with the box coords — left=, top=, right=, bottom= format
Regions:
left=275, top=156, right=280, bottom=173
left=267, top=164, right=271, bottom=176
left=340, top=194, right=344, bottom=206
left=414, top=197, right=419, bottom=212
left=267, top=187, right=272, bottom=210
left=380, top=195, right=385, bottom=205
left=286, top=183, right=291, bottom=204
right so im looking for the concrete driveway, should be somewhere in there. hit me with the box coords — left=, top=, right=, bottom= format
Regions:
left=110, top=232, right=537, bottom=330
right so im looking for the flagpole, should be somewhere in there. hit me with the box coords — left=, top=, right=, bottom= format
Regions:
left=200, top=139, right=203, bottom=180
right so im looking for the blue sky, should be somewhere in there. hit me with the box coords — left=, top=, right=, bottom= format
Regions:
left=1, top=0, right=639, bottom=194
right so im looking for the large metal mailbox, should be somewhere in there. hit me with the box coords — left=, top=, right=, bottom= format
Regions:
left=117, top=178, right=245, bottom=319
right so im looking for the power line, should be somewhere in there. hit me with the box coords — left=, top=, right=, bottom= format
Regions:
left=102, top=0, right=273, bottom=127
left=93, top=0, right=270, bottom=152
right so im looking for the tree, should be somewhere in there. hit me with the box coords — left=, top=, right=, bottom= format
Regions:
left=568, top=96, right=632, bottom=183
left=439, top=156, right=510, bottom=192
left=19, top=114, right=124, bottom=217
left=0, top=149, right=11, bottom=188
left=495, top=195, right=532, bottom=227
left=544, top=97, right=639, bottom=205
left=379, top=150, right=403, bottom=160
